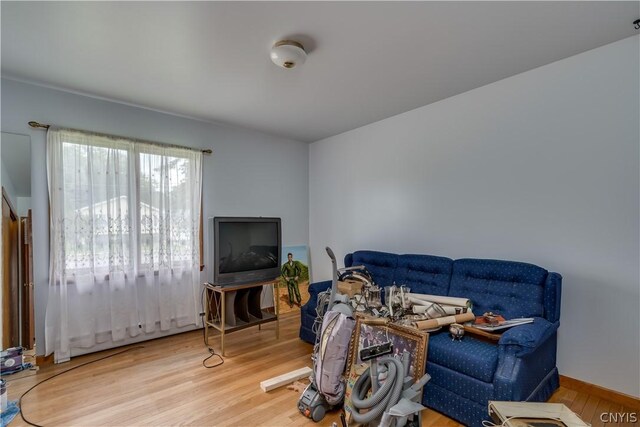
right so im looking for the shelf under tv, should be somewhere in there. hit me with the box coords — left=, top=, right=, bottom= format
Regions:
left=203, top=280, right=280, bottom=356
left=208, top=311, right=277, bottom=334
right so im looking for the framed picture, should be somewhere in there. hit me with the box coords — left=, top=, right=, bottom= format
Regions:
left=278, top=245, right=311, bottom=314
left=346, top=316, right=429, bottom=382
left=260, top=245, right=311, bottom=315
left=343, top=316, right=428, bottom=423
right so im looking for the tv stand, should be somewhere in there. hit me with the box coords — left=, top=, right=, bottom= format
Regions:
left=203, top=280, right=280, bottom=356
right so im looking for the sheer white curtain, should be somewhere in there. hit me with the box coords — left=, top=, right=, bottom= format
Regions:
left=136, top=142, right=202, bottom=332
left=45, top=129, right=202, bottom=360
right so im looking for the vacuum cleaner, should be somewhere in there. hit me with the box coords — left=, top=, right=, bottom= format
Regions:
left=347, top=348, right=431, bottom=427
left=298, top=247, right=355, bottom=422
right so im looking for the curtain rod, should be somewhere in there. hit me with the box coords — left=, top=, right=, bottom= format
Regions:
left=28, top=121, right=213, bottom=155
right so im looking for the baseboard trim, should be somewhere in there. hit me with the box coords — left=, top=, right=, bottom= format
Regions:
left=35, top=354, right=54, bottom=367
left=560, top=375, right=640, bottom=410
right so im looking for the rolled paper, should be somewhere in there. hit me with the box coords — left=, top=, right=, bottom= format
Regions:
left=412, top=304, right=465, bottom=316
left=407, top=293, right=471, bottom=308
left=413, top=311, right=476, bottom=330
left=408, top=296, right=432, bottom=306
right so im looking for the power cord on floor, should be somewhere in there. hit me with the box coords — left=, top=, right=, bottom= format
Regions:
left=482, top=415, right=564, bottom=427
left=201, top=284, right=224, bottom=369
left=202, top=347, right=224, bottom=368
left=18, top=345, right=144, bottom=427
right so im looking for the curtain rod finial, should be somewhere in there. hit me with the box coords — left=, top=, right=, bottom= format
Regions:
left=28, top=121, right=50, bottom=129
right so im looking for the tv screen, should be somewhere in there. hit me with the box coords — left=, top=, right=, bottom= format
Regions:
left=211, top=217, right=281, bottom=286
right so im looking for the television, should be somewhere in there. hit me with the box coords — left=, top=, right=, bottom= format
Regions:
left=210, top=217, right=282, bottom=286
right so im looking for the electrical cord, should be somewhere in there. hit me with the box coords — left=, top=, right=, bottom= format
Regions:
left=482, top=416, right=521, bottom=427
left=311, top=290, right=331, bottom=374
left=200, top=284, right=224, bottom=369
left=313, top=290, right=331, bottom=336
left=18, top=345, right=144, bottom=427
left=202, top=347, right=224, bottom=368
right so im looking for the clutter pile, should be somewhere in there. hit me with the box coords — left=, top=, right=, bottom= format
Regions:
left=297, top=250, right=560, bottom=427
left=337, top=270, right=476, bottom=334
left=297, top=247, right=485, bottom=426
left=1, top=347, right=32, bottom=376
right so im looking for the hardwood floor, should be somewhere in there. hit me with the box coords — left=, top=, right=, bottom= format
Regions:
left=4, top=312, right=637, bottom=426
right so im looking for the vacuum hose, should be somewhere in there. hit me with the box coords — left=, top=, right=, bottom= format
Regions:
left=350, top=356, right=405, bottom=424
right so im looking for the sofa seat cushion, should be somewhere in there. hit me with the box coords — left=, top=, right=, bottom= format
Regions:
left=349, top=250, right=398, bottom=287
left=449, top=259, right=548, bottom=320
left=395, top=254, right=453, bottom=296
left=428, top=332, right=499, bottom=383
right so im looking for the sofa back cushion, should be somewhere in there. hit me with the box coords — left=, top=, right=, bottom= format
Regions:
left=395, top=254, right=453, bottom=296
left=347, top=250, right=398, bottom=286
left=449, top=259, right=548, bottom=320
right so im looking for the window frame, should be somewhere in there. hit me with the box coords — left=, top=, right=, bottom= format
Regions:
left=54, top=137, right=205, bottom=278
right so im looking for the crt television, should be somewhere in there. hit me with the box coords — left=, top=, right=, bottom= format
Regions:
left=211, top=217, right=282, bottom=286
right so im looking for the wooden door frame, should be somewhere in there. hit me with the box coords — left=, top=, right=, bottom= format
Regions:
left=2, top=187, right=17, bottom=220
left=2, top=186, right=20, bottom=349
left=2, top=188, right=35, bottom=350
left=20, top=210, right=35, bottom=349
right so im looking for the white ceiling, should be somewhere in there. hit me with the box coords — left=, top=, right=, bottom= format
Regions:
left=1, top=132, right=31, bottom=197
left=2, top=2, right=638, bottom=142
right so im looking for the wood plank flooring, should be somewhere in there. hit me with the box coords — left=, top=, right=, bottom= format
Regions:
left=3, top=312, right=637, bottom=426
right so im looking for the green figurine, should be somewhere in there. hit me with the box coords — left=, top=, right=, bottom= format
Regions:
left=281, top=252, right=302, bottom=308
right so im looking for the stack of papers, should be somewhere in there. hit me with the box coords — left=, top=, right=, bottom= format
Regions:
left=472, top=318, right=534, bottom=332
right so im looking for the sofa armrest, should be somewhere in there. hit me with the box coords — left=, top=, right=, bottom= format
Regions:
left=301, top=280, right=333, bottom=316
left=494, top=327, right=559, bottom=401
left=308, top=280, right=332, bottom=296
left=498, top=318, right=558, bottom=357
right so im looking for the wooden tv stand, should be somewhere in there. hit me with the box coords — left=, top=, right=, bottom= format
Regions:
left=203, top=280, right=280, bottom=356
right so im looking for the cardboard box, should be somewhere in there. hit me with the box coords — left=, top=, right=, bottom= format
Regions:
left=488, top=401, right=589, bottom=427
left=338, top=280, right=363, bottom=298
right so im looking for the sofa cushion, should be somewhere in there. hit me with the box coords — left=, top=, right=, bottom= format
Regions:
left=349, top=250, right=398, bottom=287
left=449, top=259, right=547, bottom=320
left=395, top=254, right=453, bottom=296
left=543, top=273, right=562, bottom=323
left=428, top=332, right=499, bottom=383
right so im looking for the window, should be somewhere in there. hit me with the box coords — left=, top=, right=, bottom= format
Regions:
left=61, top=141, right=133, bottom=273
left=47, top=128, right=204, bottom=358
left=54, top=136, right=202, bottom=276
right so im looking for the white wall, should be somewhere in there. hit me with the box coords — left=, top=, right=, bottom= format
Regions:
left=1, top=78, right=309, bottom=356
left=309, top=36, right=639, bottom=397
left=16, top=197, right=31, bottom=217
left=1, top=158, right=17, bottom=207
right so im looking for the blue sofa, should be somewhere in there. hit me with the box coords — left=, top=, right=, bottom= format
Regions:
left=299, top=250, right=562, bottom=427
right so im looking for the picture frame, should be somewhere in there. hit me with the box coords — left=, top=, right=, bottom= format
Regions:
left=346, top=315, right=429, bottom=383
left=343, top=316, right=429, bottom=424
left=276, top=245, right=310, bottom=314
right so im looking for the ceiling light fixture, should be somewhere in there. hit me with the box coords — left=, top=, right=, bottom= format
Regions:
left=270, top=40, right=307, bottom=69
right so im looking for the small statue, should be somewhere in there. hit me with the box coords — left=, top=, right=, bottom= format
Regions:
left=449, top=323, right=465, bottom=341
